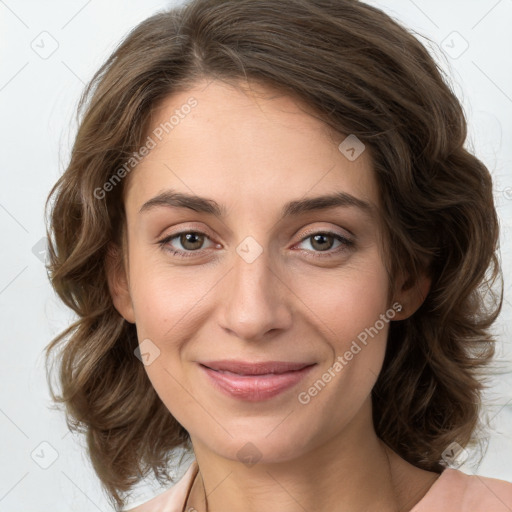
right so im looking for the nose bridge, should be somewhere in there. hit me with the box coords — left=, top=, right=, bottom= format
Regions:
left=219, top=236, right=291, bottom=341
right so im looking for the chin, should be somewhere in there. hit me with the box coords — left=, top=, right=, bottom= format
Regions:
left=196, top=420, right=319, bottom=465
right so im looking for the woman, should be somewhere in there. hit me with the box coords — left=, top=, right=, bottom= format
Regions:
left=44, top=0, right=512, bottom=510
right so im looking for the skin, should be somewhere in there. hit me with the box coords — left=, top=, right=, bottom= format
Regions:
left=108, top=78, right=436, bottom=512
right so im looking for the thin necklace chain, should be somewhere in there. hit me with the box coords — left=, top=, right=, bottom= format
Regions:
left=188, top=445, right=400, bottom=512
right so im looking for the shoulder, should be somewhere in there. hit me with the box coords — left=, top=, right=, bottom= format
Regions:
left=123, top=460, right=198, bottom=512
left=413, top=468, right=512, bottom=512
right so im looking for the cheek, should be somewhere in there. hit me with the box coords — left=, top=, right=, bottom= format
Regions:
left=127, top=254, right=220, bottom=419
left=129, top=254, right=216, bottom=342
left=128, top=268, right=205, bottom=426
left=291, top=254, right=390, bottom=348
left=292, top=256, right=390, bottom=411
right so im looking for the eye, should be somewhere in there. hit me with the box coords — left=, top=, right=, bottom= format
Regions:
left=157, top=231, right=216, bottom=258
left=294, top=230, right=354, bottom=258
left=157, top=229, right=354, bottom=259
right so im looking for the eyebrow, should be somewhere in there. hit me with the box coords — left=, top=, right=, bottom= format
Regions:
left=138, top=189, right=374, bottom=219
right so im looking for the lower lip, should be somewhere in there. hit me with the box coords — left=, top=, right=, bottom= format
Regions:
left=199, top=364, right=316, bottom=402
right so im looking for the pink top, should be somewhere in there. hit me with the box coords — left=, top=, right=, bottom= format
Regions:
left=124, top=460, right=512, bottom=512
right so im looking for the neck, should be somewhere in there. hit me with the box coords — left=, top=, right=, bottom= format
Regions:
left=186, top=401, right=414, bottom=512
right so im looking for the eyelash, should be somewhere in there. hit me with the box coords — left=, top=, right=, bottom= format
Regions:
left=157, top=229, right=354, bottom=259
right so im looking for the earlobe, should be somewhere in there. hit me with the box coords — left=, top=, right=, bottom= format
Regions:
left=392, top=272, right=431, bottom=321
left=105, top=243, right=136, bottom=324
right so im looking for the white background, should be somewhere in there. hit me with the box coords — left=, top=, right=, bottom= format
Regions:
left=0, top=0, right=511, bottom=510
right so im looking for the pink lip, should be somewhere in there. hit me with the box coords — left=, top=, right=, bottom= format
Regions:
left=198, top=360, right=316, bottom=401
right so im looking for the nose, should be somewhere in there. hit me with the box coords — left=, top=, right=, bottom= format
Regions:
left=218, top=245, right=293, bottom=342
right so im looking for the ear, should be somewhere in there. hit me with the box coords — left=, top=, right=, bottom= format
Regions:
left=392, top=271, right=431, bottom=321
left=105, top=243, right=136, bottom=324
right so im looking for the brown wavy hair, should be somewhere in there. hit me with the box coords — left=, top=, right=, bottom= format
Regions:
left=44, top=0, right=503, bottom=509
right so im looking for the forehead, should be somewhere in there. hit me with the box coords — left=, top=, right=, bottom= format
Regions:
left=123, top=79, right=379, bottom=217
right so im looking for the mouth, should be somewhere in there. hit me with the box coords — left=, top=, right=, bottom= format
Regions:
left=198, top=360, right=317, bottom=401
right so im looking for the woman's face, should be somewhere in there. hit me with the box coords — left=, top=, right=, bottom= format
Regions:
left=113, top=79, right=406, bottom=463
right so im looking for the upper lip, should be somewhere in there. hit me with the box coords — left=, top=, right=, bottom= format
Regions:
left=199, top=360, right=315, bottom=375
